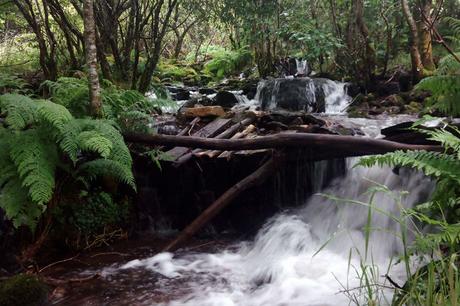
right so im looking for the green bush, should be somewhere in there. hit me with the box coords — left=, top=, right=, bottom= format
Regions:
left=203, top=48, right=253, bottom=80
left=0, top=274, right=48, bottom=306
left=0, top=94, right=135, bottom=229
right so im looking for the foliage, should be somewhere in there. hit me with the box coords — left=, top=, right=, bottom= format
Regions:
left=0, top=73, right=28, bottom=94
left=42, top=77, right=174, bottom=132
left=204, top=47, right=253, bottom=79
left=156, top=61, right=200, bottom=83
left=354, top=121, right=460, bottom=304
left=0, top=274, right=48, bottom=306
left=416, top=54, right=460, bottom=116
left=0, top=93, right=135, bottom=229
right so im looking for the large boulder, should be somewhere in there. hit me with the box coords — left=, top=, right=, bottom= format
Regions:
left=213, top=91, right=239, bottom=108
left=257, top=78, right=339, bottom=112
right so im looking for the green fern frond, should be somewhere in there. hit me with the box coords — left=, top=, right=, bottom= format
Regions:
left=36, top=99, right=73, bottom=131
left=422, top=128, right=460, bottom=158
left=357, top=151, right=460, bottom=183
left=78, top=159, right=136, bottom=190
left=0, top=177, right=43, bottom=228
left=77, top=131, right=113, bottom=158
left=445, top=17, right=460, bottom=41
left=9, top=130, right=58, bottom=204
left=76, top=119, right=133, bottom=168
left=0, top=94, right=38, bottom=130
left=416, top=75, right=460, bottom=116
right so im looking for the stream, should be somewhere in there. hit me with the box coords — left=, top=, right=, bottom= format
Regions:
left=50, top=78, right=434, bottom=305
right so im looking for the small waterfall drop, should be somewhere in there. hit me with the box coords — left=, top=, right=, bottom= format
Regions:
left=114, top=159, right=433, bottom=306
left=255, top=78, right=352, bottom=114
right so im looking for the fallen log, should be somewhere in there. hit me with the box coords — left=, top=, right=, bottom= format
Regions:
left=124, top=132, right=443, bottom=160
left=174, top=117, right=255, bottom=166
left=163, top=156, right=279, bottom=252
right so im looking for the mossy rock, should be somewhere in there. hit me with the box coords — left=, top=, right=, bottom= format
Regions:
left=0, top=274, right=48, bottom=306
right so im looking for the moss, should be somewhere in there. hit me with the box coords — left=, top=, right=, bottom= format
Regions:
left=0, top=274, right=48, bottom=306
left=156, top=61, right=199, bottom=83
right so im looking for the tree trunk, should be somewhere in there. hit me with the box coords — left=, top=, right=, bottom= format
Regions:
left=418, top=0, right=436, bottom=71
left=124, top=132, right=442, bottom=159
left=83, top=0, right=102, bottom=117
left=401, top=0, right=424, bottom=82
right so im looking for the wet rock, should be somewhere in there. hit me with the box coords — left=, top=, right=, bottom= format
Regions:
left=344, top=83, right=361, bottom=97
left=257, top=78, right=328, bottom=112
left=184, top=106, right=226, bottom=118
left=181, top=96, right=213, bottom=110
left=167, top=87, right=191, bottom=101
left=381, top=94, right=405, bottom=107
left=199, top=88, right=217, bottom=95
left=242, top=83, right=258, bottom=100
left=213, top=91, right=239, bottom=108
left=377, top=81, right=401, bottom=96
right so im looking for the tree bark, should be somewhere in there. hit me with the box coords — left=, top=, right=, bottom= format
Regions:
left=124, top=132, right=442, bottom=159
left=83, top=0, right=102, bottom=117
left=401, top=0, right=424, bottom=82
left=163, top=157, right=279, bottom=252
left=418, top=0, right=436, bottom=71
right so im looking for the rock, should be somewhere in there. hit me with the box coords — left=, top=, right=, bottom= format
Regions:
left=183, top=106, right=226, bottom=118
left=405, top=101, right=422, bottom=114
left=381, top=94, right=405, bottom=107
left=257, top=78, right=330, bottom=112
left=377, top=81, right=400, bottom=96
left=213, top=91, right=239, bottom=108
left=344, top=83, right=361, bottom=97
left=199, top=88, right=217, bottom=95
left=167, top=86, right=191, bottom=101
left=180, top=96, right=213, bottom=110
left=369, top=107, right=384, bottom=115
left=242, top=83, right=258, bottom=100
left=0, top=274, right=48, bottom=306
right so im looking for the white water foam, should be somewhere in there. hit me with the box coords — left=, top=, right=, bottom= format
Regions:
left=113, top=160, right=433, bottom=306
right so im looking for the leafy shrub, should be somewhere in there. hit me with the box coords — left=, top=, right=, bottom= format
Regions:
left=204, top=48, right=253, bottom=80
left=416, top=53, right=460, bottom=116
left=0, top=93, right=135, bottom=229
left=156, top=61, right=199, bottom=83
left=0, top=73, right=28, bottom=94
left=0, top=274, right=48, bottom=306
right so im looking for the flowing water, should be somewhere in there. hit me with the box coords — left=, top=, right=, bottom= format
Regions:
left=94, top=77, right=431, bottom=305
left=101, top=159, right=431, bottom=306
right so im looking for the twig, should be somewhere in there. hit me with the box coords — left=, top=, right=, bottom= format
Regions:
left=90, top=252, right=130, bottom=258
left=38, top=254, right=83, bottom=273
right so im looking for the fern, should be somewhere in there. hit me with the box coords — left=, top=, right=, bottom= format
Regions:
left=9, top=130, right=58, bottom=205
left=78, top=159, right=136, bottom=190
left=0, top=94, right=38, bottom=130
left=0, top=94, right=136, bottom=229
left=416, top=75, right=460, bottom=117
left=357, top=150, right=460, bottom=183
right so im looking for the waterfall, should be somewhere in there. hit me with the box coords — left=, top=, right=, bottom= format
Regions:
left=295, top=59, right=309, bottom=76
left=113, top=159, right=433, bottom=306
left=254, top=78, right=352, bottom=114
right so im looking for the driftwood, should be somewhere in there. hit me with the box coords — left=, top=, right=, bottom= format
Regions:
left=163, top=157, right=279, bottom=252
left=174, top=117, right=255, bottom=166
left=125, top=132, right=443, bottom=160
left=166, top=118, right=232, bottom=160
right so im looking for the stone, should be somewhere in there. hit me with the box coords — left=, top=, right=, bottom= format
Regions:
left=183, top=106, right=226, bottom=118
left=257, top=78, right=328, bottom=112
left=377, top=81, right=401, bottom=96
left=199, top=88, right=217, bottom=95
left=213, top=91, right=239, bottom=108
left=381, top=94, right=405, bottom=107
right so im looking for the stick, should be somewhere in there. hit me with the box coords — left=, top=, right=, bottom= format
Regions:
left=163, top=157, right=279, bottom=252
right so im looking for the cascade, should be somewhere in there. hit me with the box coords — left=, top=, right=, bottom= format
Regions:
left=109, top=159, right=433, bottom=306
